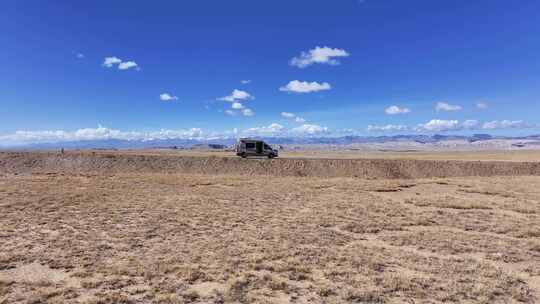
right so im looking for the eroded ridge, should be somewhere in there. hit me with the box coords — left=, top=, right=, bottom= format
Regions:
left=1, top=151, right=540, bottom=179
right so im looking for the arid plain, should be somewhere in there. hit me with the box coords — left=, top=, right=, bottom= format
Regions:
left=1, top=150, right=540, bottom=303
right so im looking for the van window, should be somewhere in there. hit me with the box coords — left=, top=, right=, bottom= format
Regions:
left=245, top=143, right=255, bottom=149
left=264, top=144, right=270, bottom=150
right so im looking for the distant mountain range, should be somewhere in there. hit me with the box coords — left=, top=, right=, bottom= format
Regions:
left=3, top=134, right=540, bottom=150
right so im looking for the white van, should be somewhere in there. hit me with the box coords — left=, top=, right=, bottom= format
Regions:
left=236, top=138, right=279, bottom=158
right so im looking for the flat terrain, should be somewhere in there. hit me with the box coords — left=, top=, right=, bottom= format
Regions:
left=134, top=149, right=540, bottom=162
left=1, top=151, right=540, bottom=303
left=282, top=149, right=540, bottom=162
left=19, top=149, right=540, bottom=162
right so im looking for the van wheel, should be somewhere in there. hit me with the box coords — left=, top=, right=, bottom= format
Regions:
left=241, top=153, right=247, bottom=158
left=268, top=154, right=274, bottom=159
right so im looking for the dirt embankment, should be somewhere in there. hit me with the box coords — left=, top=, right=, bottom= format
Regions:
left=1, top=151, right=540, bottom=179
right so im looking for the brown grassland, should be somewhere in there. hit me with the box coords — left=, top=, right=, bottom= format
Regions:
left=47, top=149, right=540, bottom=162
left=1, top=150, right=540, bottom=303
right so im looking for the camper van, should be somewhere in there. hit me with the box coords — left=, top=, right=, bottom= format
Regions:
left=236, top=138, right=278, bottom=158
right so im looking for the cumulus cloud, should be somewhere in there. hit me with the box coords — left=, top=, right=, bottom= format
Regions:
left=243, top=123, right=284, bottom=136
left=462, top=120, right=480, bottom=129
left=103, top=56, right=122, bottom=67
left=231, top=102, right=245, bottom=110
left=218, top=89, right=254, bottom=102
left=435, top=102, right=462, bottom=112
left=367, top=119, right=536, bottom=133
left=241, top=108, right=255, bottom=117
left=0, top=126, right=207, bottom=146
left=281, top=112, right=295, bottom=119
left=159, top=93, right=178, bottom=101
left=290, top=46, right=350, bottom=68
left=76, top=53, right=85, bottom=59
left=416, top=119, right=511, bottom=132
left=476, top=102, right=489, bottom=109
left=240, top=123, right=328, bottom=137
left=118, top=61, right=138, bottom=70
left=291, top=124, right=329, bottom=135
left=221, top=93, right=254, bottom=117
left=3, top=118, right=536, bottom=146
left=482, top=120, right=533, bottom=130
left=385, top=105, right=411, bottom=115
left=103, top=56, right=139, bottom=70
left=416, top=119, right=460, bottom=132
left=280, top=112, right=306, bottom=123
left=240, top=80, right=251, bottom=84
left=279, top=80, right=331, bottom=93
left=367, top=124, right=409, bottom=132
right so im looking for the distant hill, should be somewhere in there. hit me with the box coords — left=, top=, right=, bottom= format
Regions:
left=3, top=134, right=540, bottom=150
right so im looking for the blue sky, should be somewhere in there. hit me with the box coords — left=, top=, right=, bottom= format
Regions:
left=2, top=0, right=540, bottom=144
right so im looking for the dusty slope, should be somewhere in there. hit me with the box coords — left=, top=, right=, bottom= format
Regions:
left=1, top=151, right=540, bottom=179
left=1, top=173, right=539, bottom=303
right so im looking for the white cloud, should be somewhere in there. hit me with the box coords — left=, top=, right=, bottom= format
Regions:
left=417, top=119, right=483, bottom=132
left=435, top=102, right=462, bottom=112
left=244, top=123, right=284, bottom=136
left=76, top=53, right=85, bottom=59
left=280, top=112, right=306, bottom=123
left=290, top=46, right=350, bottom=68
left=291, top=124, right=328, bottom=135
left=456, top=120, right=477, bottom=129
left=461, top=120, right=480, bottom=129
left=146, top=128, right=204, bottom=140
left=103, top=56, right=122, bottom=67
left=3, top=118, right=536, bottom=147
left=385, top=105, right=411, bottom=115
left=241, top=108, right=255, bottom=117
left=222, top=98, right=253, bottom=117
left=367, top=124, right=409, bottom=132
left=417, top=119, right=461, bottom=132
left=0, top=126, right=208, bottom=146
left=118, top=61, right=138, bottom=70
left=240, top=80, right=251, bottom=84
left=476, top=102, right=489, bottom=109
left=218, top=89, right=254, bottom=102
left=482, top=120, right=533, bottom=130
left=103, top=56, right=139, bottom=70
left=367, top=119, right=536, bottom=133
left=279, top=80, right=331, bottom=93
left=281, top=112, right=295, bottom=119
left=231, top=102, right=245, bottom=110
left=241, top=123, right=328, bottom=137
left=159, top=93, right=178, bottom=101
left=103, top=56, right=140, bottom=70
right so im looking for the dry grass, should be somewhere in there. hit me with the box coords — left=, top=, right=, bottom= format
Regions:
left=2, top=151, right=540, bottom=180
left=1, top=170, right=540, bottom=303
left=143, top=148, right=539, bottom=162
left=282, top=149, right=540, bottom=162
left=5, top=148, right=540, bottom=162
